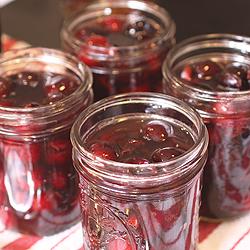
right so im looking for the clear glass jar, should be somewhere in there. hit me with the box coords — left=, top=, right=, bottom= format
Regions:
left=0, top=47, right=93, bottom=236
left=162, top=33, right=250, bottom=220
left=60, top=0, right=176, bottom=101
left=71, top=92, right=208, bottom=250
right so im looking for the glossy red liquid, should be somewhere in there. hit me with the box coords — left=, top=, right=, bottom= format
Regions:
left=0, top=71, right=79, bottom=107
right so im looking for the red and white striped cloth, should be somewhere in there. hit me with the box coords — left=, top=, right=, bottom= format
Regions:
left=0, top=221, right=83, bottom=250
left=199, top=213, right=250, bottom=250
left=1, top=214, right=250, bottom=250
left=1, top=33, right=30, bottom=51
left=1, top=34, right=250, bottom=250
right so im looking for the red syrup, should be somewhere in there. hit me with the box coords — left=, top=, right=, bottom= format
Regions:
left=85, top=117, right=194, bottom=164
left=0, top=71, right=80, bottom=107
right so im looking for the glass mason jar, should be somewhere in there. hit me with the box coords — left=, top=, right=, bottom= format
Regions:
left=0, top=47, right=93, bottom=236
left=60, top=0, right=176, bottom=101
left=71, top=92, right=208, bottom=250
left=162, top=34, right=250, bottom=220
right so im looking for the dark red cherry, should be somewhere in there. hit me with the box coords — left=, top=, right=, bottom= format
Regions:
left=217, top=65, right=248, bottom=90
left=50, top=169, right=69, bottom=190
left=180, top=65, right=193, bottom=82
left=124, top=17, right=156, bottom=42
left=142, top=121, right=169, bottom=142
left=193, top=60, right=221, bottom=79
left=84, top=35, right=110, bottom=47
left=90, top=141, right=120, bottom=161
left=45, top=75, right=79, bottom=96
left=151, top=147, right=184, bottom=162
left=0, top=77, right=14, bottom=97
left=11, top=71, right=40, bottom=86
left=46, top=138, right=72, bottom=165
left=78, top=35, right=111, bottom=67
left=0, top=98, right=14, bottom=107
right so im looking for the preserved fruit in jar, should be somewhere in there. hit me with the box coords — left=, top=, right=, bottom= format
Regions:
left=61, top=0, right=176, bottom=101
left=0, top=47, right=93, bottom=236
left=71, top=92, right=208, bottom=249
left=162, top=34, right=250, bottom=220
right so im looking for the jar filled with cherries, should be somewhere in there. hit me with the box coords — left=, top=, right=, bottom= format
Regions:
left=162, top=34, right=250, bottom=220
left=0, top=47, right=93, bottom=236
left=71, top=92, right=208, bottom=249
left=60, top=0, right=176, bottom=101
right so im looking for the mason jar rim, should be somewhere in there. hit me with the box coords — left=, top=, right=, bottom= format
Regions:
left=71, top=92, right=208, bottom=189
left=162, top=33, right=250, bottom=99
left=0, top=47, right=93, bottom=115
left=0, top=47, right=93, bottom=137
